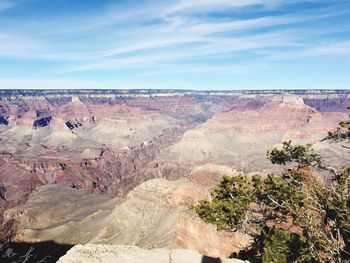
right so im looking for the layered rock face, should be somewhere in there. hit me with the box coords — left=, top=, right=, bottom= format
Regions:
left=158, top=93, right=349, bottom=172
left=5, top=178, right=251, bottom=258
left=0, top=91, right=229, bottom=221
left=1, top=90, right=348, bottom=203
left=1, top=89, right=350, bottom=261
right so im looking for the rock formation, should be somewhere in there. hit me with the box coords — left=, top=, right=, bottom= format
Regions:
left=57, top=244, right=250, bottom=263
left=157, top=92, right=349, bottom=173
left=1, top=89, right=350, bottom=261
left=5, top=178, right=252, bottom=258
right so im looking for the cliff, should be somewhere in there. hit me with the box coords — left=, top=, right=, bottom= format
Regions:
left=5, top=178, right=251, bottom=258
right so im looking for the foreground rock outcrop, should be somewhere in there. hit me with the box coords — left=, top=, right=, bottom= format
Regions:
left=57, top=244, right=249, bottom=263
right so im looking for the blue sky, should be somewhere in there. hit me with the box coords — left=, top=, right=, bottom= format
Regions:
left=0, top=0, right=349, bottom=90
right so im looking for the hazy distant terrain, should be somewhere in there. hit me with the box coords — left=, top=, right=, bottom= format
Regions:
left=1, top=89, right=350, bottom=260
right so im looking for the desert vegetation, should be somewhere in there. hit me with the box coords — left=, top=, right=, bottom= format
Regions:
left=195, top=117, right=350, bottom=262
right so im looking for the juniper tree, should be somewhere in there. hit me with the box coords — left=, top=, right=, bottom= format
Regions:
left=195, top=116, right=350, bottom=263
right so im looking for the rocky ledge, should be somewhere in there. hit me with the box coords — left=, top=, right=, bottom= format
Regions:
left=57, top=244, right=249, bottom=263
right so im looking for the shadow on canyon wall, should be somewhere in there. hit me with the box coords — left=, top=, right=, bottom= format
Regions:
left=202, top=255, right=222, bottom=263
left=1, top=241, right=73, bottom=263
left=1, top=243, right=225, bottom=263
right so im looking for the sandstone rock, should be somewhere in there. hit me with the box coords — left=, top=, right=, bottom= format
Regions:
left=1, top=90, right=348, bottom=219
left=158, top=93, right=349, bottom=173
left=1, top=89, right=350, bottom=260
left=57, top=244, right=250, bottom=263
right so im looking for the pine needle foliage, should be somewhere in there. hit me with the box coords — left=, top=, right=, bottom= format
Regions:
left=195, top=137, right=350, bottom=262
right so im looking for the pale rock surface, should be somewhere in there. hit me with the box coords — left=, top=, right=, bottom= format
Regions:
left=189, top=163, right=240, bottom=189
left=57, top=244, right=249, bottom=263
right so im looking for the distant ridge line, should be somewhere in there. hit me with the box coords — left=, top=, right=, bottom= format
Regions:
left=0, top=89, right=350, bottom=97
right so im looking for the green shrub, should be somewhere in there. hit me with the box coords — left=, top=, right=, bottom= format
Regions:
left=262, top=227, right=303, bottom=263
left=195, top=175, right=254, bottom=230
left=195, top=140, right=350, bottom=262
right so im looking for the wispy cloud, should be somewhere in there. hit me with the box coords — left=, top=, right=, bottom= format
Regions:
left=0, top=77, right=192, bottom=90
left=0, top=0, right=15, bottom=11
left=67, top=30, right=300, bottom=72
left=263, top=40, right=350, bottom=61
left=0, top=0, right=349, bottom=89
left=162, top=0, right=291, bottom=16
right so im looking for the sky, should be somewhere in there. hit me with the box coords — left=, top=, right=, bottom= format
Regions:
left=0, top=0, right=350, bottom=90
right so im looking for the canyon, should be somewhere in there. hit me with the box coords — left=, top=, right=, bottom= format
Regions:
left=1, top=89, right=350, bottom=262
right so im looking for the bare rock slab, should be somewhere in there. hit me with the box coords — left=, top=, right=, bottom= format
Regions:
left=57, top=244, right=249, bottom=263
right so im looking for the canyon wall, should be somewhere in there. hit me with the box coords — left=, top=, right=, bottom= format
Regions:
left=1, top=89, right=350, bottom=259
